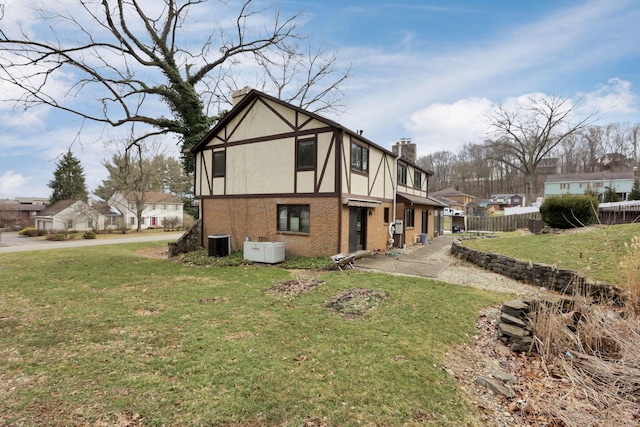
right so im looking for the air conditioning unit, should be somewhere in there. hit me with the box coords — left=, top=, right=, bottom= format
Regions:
left=208, top=234, right=231, bottom=257
left=243, top=241, right=285, bottom=264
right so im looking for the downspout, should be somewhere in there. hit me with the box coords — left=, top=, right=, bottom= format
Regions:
left=389, top=146, right=401, bottom=248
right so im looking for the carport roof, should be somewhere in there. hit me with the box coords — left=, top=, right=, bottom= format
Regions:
left=397, top=193, right=446, bottom=207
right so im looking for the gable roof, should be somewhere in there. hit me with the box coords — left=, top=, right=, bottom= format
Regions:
left=430, top=196, right=458, bottom=206
left=545, top=171, right=634, bottom=183
left=190, top=89, right=433, bottom=176
left=38, top=199, right=81, bottom=217
left=92, top=201, right=120, bottom=216
left=430, top=187, right=474, bottom=198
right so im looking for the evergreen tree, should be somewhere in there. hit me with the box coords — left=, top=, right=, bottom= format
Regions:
left=629, top=180, right=640, bottom=201
left=602, top=186, right=619, bottom=203
left=48, top=150, right=88, bottom=204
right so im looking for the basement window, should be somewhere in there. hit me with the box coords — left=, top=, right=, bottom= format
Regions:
left=277, top=205, right=310, bottom=233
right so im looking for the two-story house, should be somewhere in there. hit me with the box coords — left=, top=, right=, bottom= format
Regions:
left=108, top=191, right=184, bottom=229
left=544, top=171, right=636, bottom=201
left=190, top=89, right=442, bottom=257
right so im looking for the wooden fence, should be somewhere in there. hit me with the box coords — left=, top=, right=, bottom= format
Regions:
left=598, top=202, right=640, bottom=225
left=466, top=212, right=542, bottom=232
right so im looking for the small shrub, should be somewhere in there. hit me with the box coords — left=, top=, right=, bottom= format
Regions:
left=83, top=231, right=96, bottom=239
left=18, top=227, right=45, bottom=237
left=46, top=233, right=67, bottom=241
left=540, top=194, right=598, bottom=229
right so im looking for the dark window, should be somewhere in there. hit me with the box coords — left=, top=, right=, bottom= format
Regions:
left=414, top=170, right=422, bottom=188
left=398, top=164, right=407, bottom=185
left=297, top=138, right=315, bottom=170
left=405, top=208, right=415, bottom=228
left=383, top=207, right=390, bottom=224
left=213, top=151, right=225, bottom=177
left=277, top=205, right=310, bottom=233
left=351, top=142, right=369, bottom=173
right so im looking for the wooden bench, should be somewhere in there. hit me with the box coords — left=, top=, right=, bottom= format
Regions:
left=331, top=253, right=355, bottom=271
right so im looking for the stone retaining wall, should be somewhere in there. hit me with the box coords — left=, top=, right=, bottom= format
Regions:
left=168, top=219, right=202, bottom=258
left=450, top=239, right=622, bottom=301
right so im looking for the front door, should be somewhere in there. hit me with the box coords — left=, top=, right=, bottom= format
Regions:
left=422, top=209, right=428, bottom=234
left=348, top=208, right=367, bottom=253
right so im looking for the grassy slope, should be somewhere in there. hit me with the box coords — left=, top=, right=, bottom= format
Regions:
left=462, top=223, right=640, bottom=286
left=0, top=242, right=507, bottom=426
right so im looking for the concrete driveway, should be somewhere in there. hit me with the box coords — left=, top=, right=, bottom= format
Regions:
left=0, top=231, right=183, bottom=254
left=355, top=235, right=457, bottom=278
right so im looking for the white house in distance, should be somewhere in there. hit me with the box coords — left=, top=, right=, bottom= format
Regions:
left=35, top=199, right=120, bottom=232
left=108, top=191, right=184, bottom=229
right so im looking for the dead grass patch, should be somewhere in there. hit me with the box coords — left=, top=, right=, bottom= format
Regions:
left=326, top=288, right=388, bottom=318
left=268, top=278, right=324, bottom=296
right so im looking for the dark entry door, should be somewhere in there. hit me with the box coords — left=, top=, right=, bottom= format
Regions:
left=422, top=210, right=428, bottom=234
left=348, top=208, right=367, bottom=252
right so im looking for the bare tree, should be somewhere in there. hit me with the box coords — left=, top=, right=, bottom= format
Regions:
left=418, top=150, right=456, bottom=192
left=486, top=95, right=595, bottom=204
left=0, top=1, right=349, bottom=172
left=577, top=127, right=597, bottom=172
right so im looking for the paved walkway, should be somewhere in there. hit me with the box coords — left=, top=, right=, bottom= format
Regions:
left=0, top=231, right=183, bottom=253
left=355, top=235, right=457, bottom=277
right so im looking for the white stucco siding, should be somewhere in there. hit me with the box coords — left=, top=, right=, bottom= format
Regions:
left=299, top=117, right=327, bottom=132
left=194, top=150, right=215, bottom=197
left=226, top=100, right=296, bottom=143
left=296, top=171, right=315, bottom=193
left=226, top=140, right=295, bottom=194
left=315, top=132, right=336, bottom=193
left=342, top=136, right=395, bottom=200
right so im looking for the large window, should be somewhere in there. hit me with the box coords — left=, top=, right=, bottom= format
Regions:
left=398, top=164, right=407, bottom=185
left=278, top=205, right=310, bottom=233
left=297, top=138, right=315, bottom=170
left=351, top=142, right=369, bottom=173
left=414, top=170, right=422, bottom=188
left=213, top=151, right=225, bottom=177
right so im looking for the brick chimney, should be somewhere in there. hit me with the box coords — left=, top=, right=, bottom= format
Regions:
left=231, top=86, right=252, bottom=106
left=392, top=138, right=417, bottom=164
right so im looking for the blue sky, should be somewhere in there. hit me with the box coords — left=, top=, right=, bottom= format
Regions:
left=1, top=0, right=639, bottom=199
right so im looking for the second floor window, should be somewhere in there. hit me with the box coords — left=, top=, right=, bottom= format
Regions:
left=414, top=170, right=422, bottom=188
left=398, top=164, right=407, bottom=185
left=351, top=142, right=369, bottom=173
left=213, top=151, right=225, bottom=177
left=297, top=138, right=315, bottom=170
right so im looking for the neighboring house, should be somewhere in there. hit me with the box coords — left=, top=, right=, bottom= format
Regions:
left=0, top=198, right=47, bottom=228
left=486, top=194, right=525, bottom=212
left=108, top=191, right=184, bottom=229
left=544, top=171, right=636, bottom=201
left=190, top=88, right=443, bottom=257
left=34, top=200, right=108, bottom=232
left=430, top=188, right=475, bottom=211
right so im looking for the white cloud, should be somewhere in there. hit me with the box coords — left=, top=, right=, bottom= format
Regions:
left=403, top=97, right=494, bottom=154
left=578, top=78, right=638, bottom=116
left=0, top=171, right=29, bottom=198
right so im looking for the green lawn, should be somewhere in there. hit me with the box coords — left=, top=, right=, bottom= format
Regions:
left=0, top=242, right=507, bottom=426
left=463, top=223, right=640, bottom=286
